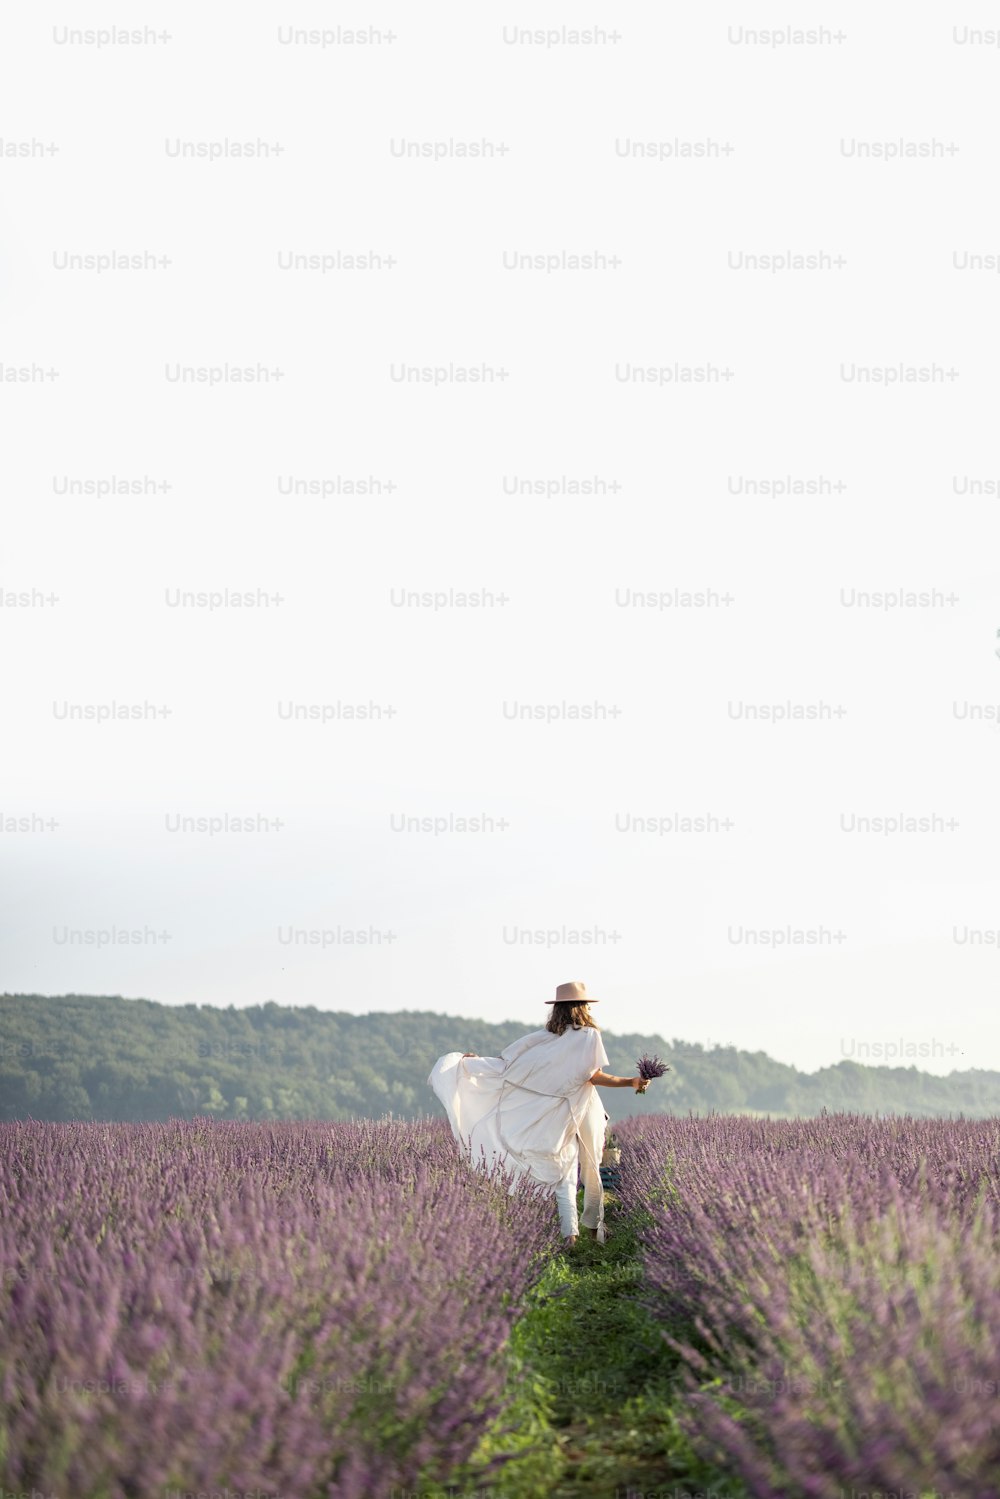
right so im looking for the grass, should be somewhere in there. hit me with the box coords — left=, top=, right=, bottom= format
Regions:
left=426, top=1190, right=748, bottom=1499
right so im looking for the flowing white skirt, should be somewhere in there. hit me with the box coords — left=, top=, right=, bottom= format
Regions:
left=428, top=1050, right=607, bottom=1238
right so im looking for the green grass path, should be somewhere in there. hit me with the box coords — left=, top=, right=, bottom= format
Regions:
left=439, top=1193, right=744, bottom=1498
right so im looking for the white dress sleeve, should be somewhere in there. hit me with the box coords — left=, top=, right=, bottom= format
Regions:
left=595, top=1029, right=610, bottom=1070
left=564, top=1027, right=610, bottom=1091
left=460, top=1054, right=506, bottom=1078
left=500, top=1029, right=548, bottom=1065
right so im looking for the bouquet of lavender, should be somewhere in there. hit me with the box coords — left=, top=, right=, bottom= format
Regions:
left=635, top=1053, right=670, bottom=1093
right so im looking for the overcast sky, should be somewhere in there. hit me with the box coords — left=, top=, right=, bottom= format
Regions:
left=4, top=5, right=999, bottom=1076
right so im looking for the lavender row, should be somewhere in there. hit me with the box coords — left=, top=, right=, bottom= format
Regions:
left=0, top=1117, right=559, bottom=1499
left=614, top=1112, right=1000, bottom=1498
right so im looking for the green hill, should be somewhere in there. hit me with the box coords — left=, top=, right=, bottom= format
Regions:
left=1, top=992, right=997, bottom=1122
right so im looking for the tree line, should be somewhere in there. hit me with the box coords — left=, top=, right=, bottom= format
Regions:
left=1, top=992, right=997, bottom=1123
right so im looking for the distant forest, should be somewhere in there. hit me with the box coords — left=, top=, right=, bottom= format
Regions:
left=1, top=993, right=998, bottom=1123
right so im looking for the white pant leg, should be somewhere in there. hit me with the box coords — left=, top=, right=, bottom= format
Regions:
left=575, top=1089, right=608, bottom=1237
left=577, top=1129, right=605, bottom=1237
left=553, top=1171, right=579, bottom=1237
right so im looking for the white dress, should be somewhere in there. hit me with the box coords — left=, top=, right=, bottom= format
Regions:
left=428, top=1023, right=611, bottom=1238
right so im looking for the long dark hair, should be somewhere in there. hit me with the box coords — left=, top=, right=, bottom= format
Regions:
left=545, top=1001, right=599, bottom=1037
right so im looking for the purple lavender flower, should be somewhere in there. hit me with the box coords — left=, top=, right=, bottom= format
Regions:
left=613, top=1111, right=1000, bottom=1497
left=636, top=1052, right=670, bottom=1081
left=0, top=1117, right=558, bottom=1498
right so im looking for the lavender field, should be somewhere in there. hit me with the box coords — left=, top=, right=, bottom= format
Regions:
left=0, top=1118, right=559, bottom=1499
left=2, top=1114, right=999, bottom=1498
left=616, top=1113, right=1000, bottom=1499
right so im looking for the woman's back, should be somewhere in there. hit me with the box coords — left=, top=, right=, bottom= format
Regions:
left=500, top=1024, right=609, bottom=1101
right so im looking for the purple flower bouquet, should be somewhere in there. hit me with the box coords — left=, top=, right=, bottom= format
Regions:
left=635, top=1053, right=670, bottom=1092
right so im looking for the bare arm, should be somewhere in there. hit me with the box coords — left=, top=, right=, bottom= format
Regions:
left=591, top=1068, right=647, bottom=1094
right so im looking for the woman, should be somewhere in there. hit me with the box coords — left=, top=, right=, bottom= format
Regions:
left=427, top=980, right=647, bottom=1246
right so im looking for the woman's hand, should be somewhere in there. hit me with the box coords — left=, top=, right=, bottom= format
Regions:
left=632, top=1076, right=648, bottom=1094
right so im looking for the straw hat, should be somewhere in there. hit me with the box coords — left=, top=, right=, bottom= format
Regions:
left=546, top=980, right=598, bottom=1005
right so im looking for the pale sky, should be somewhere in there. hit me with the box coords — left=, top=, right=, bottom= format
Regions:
left=3, top=3, right=1000, bottom=1077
